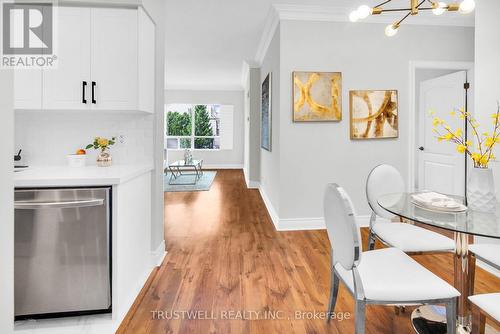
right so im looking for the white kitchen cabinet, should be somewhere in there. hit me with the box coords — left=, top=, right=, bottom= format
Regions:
left=91, top=8, right=138, bottom=111
left=138, top=8, right=155, bottom=114
left=14, top=69, right=42, bottom=109
left=42, top=7, right=91, bottom=110
left=14, top=6, right=154, bottom=114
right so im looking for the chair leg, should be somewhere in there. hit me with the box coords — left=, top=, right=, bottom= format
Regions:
left=471, top=306, right=486, bottom=334
left=446, top=298, right=457, bottom=334
left=367, top=229, right=375, bottom=251
left=355, top=300, right=366, bottom=334
left=327, top=269, right=340, bottom=322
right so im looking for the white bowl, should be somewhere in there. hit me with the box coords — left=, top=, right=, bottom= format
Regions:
left=66, top=154, right=86, bottom=168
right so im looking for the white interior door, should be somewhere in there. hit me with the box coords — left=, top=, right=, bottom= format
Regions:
left=90, top=8, right=138, bottom=111
left=42, top=7, right=91, bottom=110
left=418, top=71, right=467, bottom=196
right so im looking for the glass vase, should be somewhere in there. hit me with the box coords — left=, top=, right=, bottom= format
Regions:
left=96, top=149, right=112, bottom=167
left=467, top=167, right=496, bottom=212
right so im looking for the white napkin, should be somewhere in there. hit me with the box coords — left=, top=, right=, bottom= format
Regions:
left=412, top=192, right=461, bottom=209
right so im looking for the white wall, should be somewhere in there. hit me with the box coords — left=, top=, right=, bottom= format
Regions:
left=259, top=26, right=281, bottom=218
left=15, top=113, right=154, bottom=166
left=277, top=21, right=474, bottom=221
left=139, top=0, right=166, bottom=256
left=475, top=0, right=500, bottom=194
left=474, top=0, right=500, bottom=251
left=248, top=68, right=261, bottom=185
left=0, top=70, right=14, bottom=333
left=164, top=89, right=244, bottom=167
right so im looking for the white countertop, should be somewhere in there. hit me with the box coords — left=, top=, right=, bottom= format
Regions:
left=14, top=164, right=154, bottom=187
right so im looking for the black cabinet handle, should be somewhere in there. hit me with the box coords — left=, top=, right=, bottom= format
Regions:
left=82, top=81, right=87, bottom=104
left=91, top=81, right=96, bottom=104
left=419, top=146, right=424, bottom=151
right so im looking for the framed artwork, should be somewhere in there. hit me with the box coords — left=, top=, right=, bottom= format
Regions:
left=261, top=73, right=272, bottom=151
left=349, top=90, right=398, bottom=139
left=292, top=71, right=342, bottom=122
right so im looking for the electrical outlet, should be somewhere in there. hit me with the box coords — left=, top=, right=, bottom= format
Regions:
left=118, top=135, right=125, bottom=144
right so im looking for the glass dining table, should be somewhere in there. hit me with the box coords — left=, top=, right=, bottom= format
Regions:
left=378, top=192, right=500, bottom=334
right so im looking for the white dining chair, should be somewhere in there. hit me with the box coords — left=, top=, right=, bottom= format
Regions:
left=365, top=164, right=455, bottom=253
left=469, top=293, right=500, bottom=334
left=469, top=244, right=500, bottom=271
left=468, top=244, right=500, bottom=334
left=324, top=183, right=459, bottom=334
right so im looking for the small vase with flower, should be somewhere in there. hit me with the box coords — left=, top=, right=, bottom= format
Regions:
left=86, top=136, right=116, bottom=167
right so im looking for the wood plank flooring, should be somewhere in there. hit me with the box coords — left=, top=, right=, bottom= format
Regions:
left=118, top=169, right=500, bottom=334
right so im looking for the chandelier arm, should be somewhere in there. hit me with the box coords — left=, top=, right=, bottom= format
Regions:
left=375, top=0, right=393, bottom=7
left=396, top=11, right=412, bottom=26
left=379, top=7, right=433, bottom=12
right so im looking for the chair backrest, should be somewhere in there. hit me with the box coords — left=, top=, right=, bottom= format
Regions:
left=366, top=164, right=405, bottom=219
left=323, top=184, right=361, bottom=271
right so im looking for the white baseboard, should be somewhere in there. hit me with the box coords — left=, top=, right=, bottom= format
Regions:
left=276, top=215, right=371, bottom=231
left=202, top=164, right=243, bottom=169
left=277, top=217, right=325, bottom=231
left=151, top=240, right=167, bottom=267
left=257, top=186, right=371, bottom=231
left=258, top=186, right=279, bottom=230
left=247, top=180, right=260, bottom=189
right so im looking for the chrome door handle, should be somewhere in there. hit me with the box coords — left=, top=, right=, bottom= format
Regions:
left=14, top=198, right=104, bottom=209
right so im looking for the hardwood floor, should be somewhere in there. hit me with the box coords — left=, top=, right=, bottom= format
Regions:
left=118, top=169, right=500, bottom=334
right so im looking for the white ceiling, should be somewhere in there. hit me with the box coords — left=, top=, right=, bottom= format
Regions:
left=165, top=0, right=474, bottom=91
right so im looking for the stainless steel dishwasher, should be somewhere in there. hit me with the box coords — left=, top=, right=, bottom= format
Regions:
left=14, top=187, right=112, bottom=319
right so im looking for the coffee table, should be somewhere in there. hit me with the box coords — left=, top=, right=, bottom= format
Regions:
left=166, top=159, right=204, bottom=185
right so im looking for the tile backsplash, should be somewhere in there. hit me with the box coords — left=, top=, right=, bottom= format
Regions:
left=15, top=112, right=154, bottom=166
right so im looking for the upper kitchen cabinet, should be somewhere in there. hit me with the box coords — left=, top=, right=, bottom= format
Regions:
left=138, top=8, right=155, bottom=115
left=14, top=69, right=42, bottom=109
left=42, top=7, right=91, bottom=110
left=90, top=8, right=138, bottom=111
left=15, top=6, right=155, bottom=114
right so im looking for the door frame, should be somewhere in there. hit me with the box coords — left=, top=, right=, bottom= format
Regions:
left=408, top=60, right=474, bottom=192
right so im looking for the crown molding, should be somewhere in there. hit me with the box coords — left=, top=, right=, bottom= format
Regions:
left=165, top=84, right=244, bottom=92
left=251, top=4, right=474, bottom=67
left=274, top=4, right=474, bottom=27
left=241, top=60, right=260, bottom=89
left=254, top=7, right=280, bottom=66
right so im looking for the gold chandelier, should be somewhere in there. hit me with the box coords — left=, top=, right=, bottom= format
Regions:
left=349, top=0, right=475, bottom=36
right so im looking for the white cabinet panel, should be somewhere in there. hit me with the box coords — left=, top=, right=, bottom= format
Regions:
left=14, top=69, right=42, bottom=109
left=90, top=8, right=138, bottom=111
left=138, top=8, right=155, bottom=114
left=43, top=7, right=91, bottom=110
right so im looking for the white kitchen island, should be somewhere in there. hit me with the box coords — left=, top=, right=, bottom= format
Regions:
left=14, top=164, right=158, bottom=334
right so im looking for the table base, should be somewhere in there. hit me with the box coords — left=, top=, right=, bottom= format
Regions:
left=411, top=305, right=475, bottom=334
left=167, top=164, right=203, bottom=185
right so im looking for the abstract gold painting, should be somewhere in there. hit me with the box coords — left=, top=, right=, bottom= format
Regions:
left=293, top=71, right=342, bottom=122
left=350, top=90, right=398, bottom=139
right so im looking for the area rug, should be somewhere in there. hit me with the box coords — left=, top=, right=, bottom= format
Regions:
left=164, top=171, right=217, bottom=192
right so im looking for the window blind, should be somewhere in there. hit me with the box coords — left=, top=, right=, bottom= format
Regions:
left=219, top=105, right=234, bottom=150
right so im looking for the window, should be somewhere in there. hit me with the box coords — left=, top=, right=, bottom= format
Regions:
left=165, top=104, right=233, bottom=150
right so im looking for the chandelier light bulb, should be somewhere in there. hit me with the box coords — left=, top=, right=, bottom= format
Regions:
left=385, top=23, right=399, bottom=37
left=349, top=10, right=360, bottom=22
left=357, top=5, right=372, bottom=19
left=459, top=0, right=475, bottom=14
left=432, top=2, right=447, bottom=15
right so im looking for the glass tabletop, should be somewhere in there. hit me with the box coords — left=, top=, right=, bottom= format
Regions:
left=377, top=192, right=500, bottom=239
left=169, top=160, right=202, bottom=167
